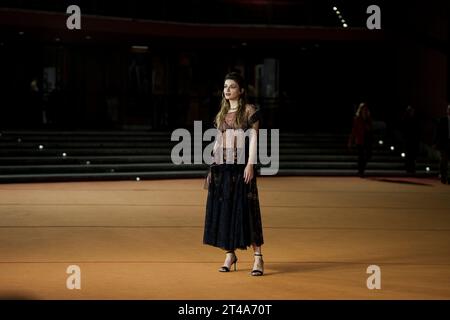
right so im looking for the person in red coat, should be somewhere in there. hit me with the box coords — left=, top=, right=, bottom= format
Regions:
left=348, top=102, right=374, bottom=177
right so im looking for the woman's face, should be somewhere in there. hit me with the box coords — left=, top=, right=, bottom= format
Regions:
left=362, top=106, right=369, bottom=118
left=224, top=79, right=242, bottom=101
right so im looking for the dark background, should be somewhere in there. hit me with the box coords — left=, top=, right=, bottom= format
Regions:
left=0, top=0, right=448, bottom=144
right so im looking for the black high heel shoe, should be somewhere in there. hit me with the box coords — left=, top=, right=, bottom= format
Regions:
left=219, top=251, right=238, bottom=272
left=251, top=253, right=264, bottom=276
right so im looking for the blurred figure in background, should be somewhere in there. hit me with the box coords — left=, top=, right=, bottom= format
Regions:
left=434, top=104, right=450, bottom=184
left=348, top=102, right=373, bottom=177
left=402, top=105, right=420, bottom=175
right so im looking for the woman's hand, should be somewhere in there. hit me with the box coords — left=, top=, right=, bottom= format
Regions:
left=243, top=164, right=254, bottom=184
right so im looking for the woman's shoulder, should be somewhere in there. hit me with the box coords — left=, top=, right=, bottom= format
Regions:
left=245, top=104, right=259, bottom=120
left=245, top=104, right=257, bottom=113
left=245, top=104, right=262, bottom=126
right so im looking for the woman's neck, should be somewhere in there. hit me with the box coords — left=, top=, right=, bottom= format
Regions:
left=229, top=100, right=239, bottom=109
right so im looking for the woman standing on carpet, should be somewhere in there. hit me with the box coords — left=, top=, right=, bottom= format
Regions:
left=203, top=72, right=265, bottom=276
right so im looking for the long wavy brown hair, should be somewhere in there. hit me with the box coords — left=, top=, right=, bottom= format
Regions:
left=215, top=72, right=247, bottom=129
left=355, top=102, right=371, bottom=120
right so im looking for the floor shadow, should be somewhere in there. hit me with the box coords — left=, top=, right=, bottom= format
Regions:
left=267, top=261, right=365, bottom=276
left=266, top=252, right=416, bottom=276
left=368, top=177, right=435, bottom=187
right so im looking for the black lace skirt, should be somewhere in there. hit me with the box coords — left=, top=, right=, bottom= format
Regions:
left=203, top=163, right=264, bottom=251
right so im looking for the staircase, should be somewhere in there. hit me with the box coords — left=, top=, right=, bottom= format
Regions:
left=0, top=130, right=439, bottom=183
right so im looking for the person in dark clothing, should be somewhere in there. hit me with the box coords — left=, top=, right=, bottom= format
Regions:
left=434, top=105, right=450, bottom=184
left=29, top=77, right=43, bottom=127
left=402, top=106, right=420, bottom=174
left=203, top=72, right=265, bottom=276
left=348, top=102, right=373, bottom=177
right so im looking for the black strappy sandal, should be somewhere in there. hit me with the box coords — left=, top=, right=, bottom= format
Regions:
left=219, top=251, right=238, bottom=272
left=251, top=253, right=264, bottom=276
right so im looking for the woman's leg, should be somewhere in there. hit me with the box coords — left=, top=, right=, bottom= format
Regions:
left=252, top=244, right=262, bottom=254
left=251, top=244, right=264, bottom=275
left=219, top=249, right=238, bottom=272
left=440, top=148, right=449, bottom=183
left=357, top=145, right=365, bottom=176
